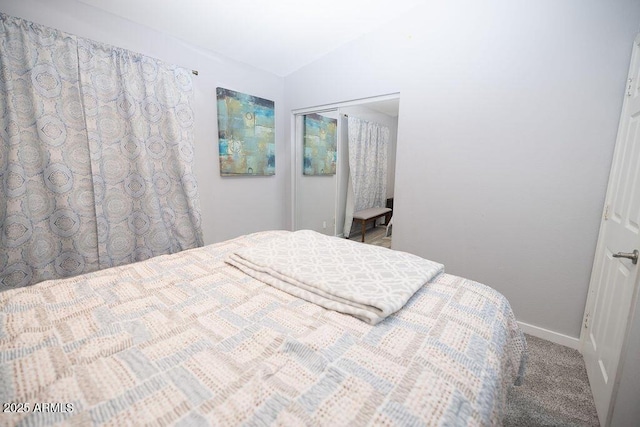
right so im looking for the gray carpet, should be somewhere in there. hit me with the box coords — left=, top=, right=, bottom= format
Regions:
left=505, top=334, right=599, bottom=426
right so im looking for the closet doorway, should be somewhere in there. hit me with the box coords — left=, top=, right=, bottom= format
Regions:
left=292, top=94, right=400, bottom=247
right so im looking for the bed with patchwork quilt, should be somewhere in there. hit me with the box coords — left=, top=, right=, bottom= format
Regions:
left=0, top=230, right=526, bottom=426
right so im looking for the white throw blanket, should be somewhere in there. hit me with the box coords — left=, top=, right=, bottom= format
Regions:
left=226, top=230, right=444, bottom=324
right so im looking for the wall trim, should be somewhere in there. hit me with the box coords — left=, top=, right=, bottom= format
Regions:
left=517, top=321, right=581, bottom=351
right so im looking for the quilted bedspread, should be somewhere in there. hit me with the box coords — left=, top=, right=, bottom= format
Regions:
left=0, top=231, right=526, bottom=426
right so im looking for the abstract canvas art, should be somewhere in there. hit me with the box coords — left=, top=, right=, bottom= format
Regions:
left=216, top=88, right=275, bottom=176
left=303, top=113, right=337, bottom=175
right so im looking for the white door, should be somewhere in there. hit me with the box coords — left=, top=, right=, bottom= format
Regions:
left=582, top=34, right=640, bottom=427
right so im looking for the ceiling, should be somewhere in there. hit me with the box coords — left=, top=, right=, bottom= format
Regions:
left=76, top=0, right=421, bottom=77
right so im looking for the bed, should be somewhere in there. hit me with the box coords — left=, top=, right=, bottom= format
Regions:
left=0, top=230, right=526, bottom=426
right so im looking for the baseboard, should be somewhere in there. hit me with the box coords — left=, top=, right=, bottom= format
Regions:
left=517, top=321, right=581, bottom=351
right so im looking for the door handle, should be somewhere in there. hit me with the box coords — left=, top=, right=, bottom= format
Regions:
left=613, top=249, right=639, bottom=264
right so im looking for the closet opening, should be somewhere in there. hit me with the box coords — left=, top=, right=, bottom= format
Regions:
left=292, top=94, right=399, bottom=249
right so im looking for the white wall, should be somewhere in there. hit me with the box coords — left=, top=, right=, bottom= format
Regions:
left=0, top=0, right=288, bottom=244
left=294, top=112, right=338, bottom=235
left=285, top=0, right=640, bottom=339
left=295, top=172, right=336, bottom=235
left=336, top=115, right=349, bottom=236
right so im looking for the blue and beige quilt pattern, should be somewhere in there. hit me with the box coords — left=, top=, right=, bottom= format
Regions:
left=0, top=231, right=526, bottom=426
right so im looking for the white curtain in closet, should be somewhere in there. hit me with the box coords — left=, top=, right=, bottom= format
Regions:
left=343, top=116, right=389, bottom=237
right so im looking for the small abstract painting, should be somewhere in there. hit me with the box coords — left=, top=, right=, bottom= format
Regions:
left=303, top=113, right=337, bottom=175
left=216, top=88, right=275, bottom=176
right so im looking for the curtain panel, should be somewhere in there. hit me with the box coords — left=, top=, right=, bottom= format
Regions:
left=0, top=14, right=100, bottom=287
left=78, top=39, right=202, bottom=269
left=0, top=13, right=203, bottom=289
left=343, top=116, right=389, bottom=237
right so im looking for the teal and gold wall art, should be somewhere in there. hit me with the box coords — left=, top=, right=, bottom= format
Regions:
left=216, top=88, right=275, bottom=176
left=303, top=113, right=337, bottom=175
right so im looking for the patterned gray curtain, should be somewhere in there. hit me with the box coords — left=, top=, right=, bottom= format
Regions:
left=342, top=116, right=389, bottom=236
left=347, top=116, right=389, bottom=212
left=0, top=13, right=203, bottom=289
left=77, top=39, right=203, bottom=269
left=0, top=14, right=100, bottom=287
